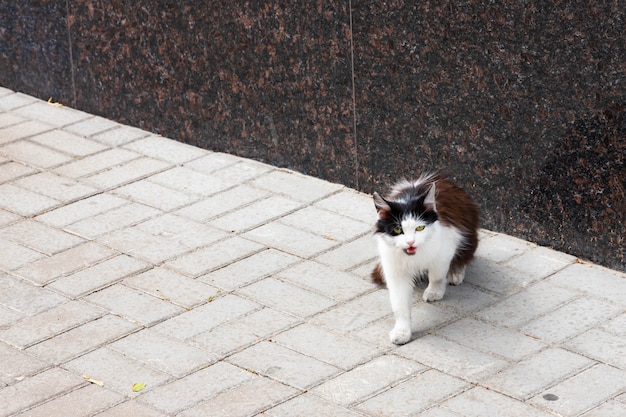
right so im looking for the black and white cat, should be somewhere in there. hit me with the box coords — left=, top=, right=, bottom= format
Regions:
left=372, top=174, right=479, bottom=345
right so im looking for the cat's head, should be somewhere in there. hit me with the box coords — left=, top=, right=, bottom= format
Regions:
left=373, top=182, right=438, bottom=255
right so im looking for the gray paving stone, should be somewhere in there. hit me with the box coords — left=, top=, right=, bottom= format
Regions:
left=0, top=112, right=26, bottom=129
left=80, top=157, right=171, bottom=190
left=178, top=375, right=299, bottom=417
left=0, top=274, right=68, bottom=315
left=355, top=302, right=456, bottom=345
left=136, top=362, right=254, bottom=414
left=113, top=179, right=202, bottom=211
left=201, top=248, right=301, bottom=291
left=53, top=148, right=140, bottom=178
left=64, top=347, right=172, bottom=398
left=475, top=280, right=577, bottom=328
left=314, top=189, right=377, bottom=223
left=13, top=242, right=116, bottom=286
left=91, top=125, right=149, bottom=146
left=465, top=257, right=541, bottom=295
left=0, top=219, right=84, bottom=255
left=0, top=342, right=48, bottom=385
left=209, top=195, right=303, bottom=232
left=250, top=169, right=342, bottom=202
left=580, top=400, right=626, bottom=417
left=356, top=369, right=469, bottom=416
left=0, top=161, right=36, bottom=183
left=549, top=262, right=626, bottom=305
left=35, top=193, right=129, bottom=228
left=175, top=184, right=269, bottom=222
left=273, top=323, right=381, bottom=370
left=0, top=120, right=54, bottom=144
left=521, top=297, right=623, bottom=343
left=396, top=334, right=508, bottom=382
left=314, top=234, right=378, bottom=270
left=237, top=277, right=336, bottom=318
left=565, top=328, right=626, bottom=370
left=25, top=315, right=139, bottom=365
left=473, top=233, right=536, bottom=263
left=436, top=317, right=546, bottom=361
left=0, top=92, right=38, bottom=110
left=433, top=282, right=499, bottom=315
left=11, top=101, right=89, bottom=127
left=0, top=140, right=74, bottom=168
left=15, top=171, right=97, bottom=202
left=503, top=245, right=576, bottom=280
left=276, top=260, right=374, bottom=301
left=312, top=355, right=424, bottom=406
left=228, top=340, right=341, bottom=390
left=603, top=313, right=626, bottom=336
left=123, top=135, right=207, bottom=164
left=48, top=255, right=150, bottom=298
left=211, top=160, right=274, bottom=183
left=442, top=386, right=552, bottom=417
left=99, top=227, right=191, bottom=264
left=86, top=284, right=184, bottom=326
left=0, top=239, right=46, bottom=270
left=147, top=166, right=230, bottom=196
left=482, top=348, right=594, bottom=400
left=243, top=222, right=339, bottom=258
left=29, top=129, right=107, bottom=157
left=529, top=364, right=626, bottom=416
left=136, top=213, right=230, bottom=250
left=165, top=236, right=265, bottom=277
left=192, top=307, right=300, bottom=357
left=91, top=401, right=168, bottom=417
left=14, top=384, right=124, bottom=417
left=110, top=329, right=215, bottom=377
left=313, top=290, right=390, bottom=333
left=64, top=202, right=161, bottom=239
left=0, top=208, right=20, bottom=227
left=63, top=115, right=120, bottom=137
left=0, top=183, right=60, bottom=216
left=265, top=393, right=362, bottom=417
left=182, top=152, right=242, bottom=173
left=0, top=305, right=22, bottom=328
left=153, top=294, right=259, bottom=340
left=125, top=267, right=218, bottom=309
left=0, top=300, right=104, bottom=349
left=280, top=205, right=371, bottom=242
left=0, top=368, right=85, bottom=417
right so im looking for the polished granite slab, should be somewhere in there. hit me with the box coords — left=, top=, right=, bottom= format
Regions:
left=0, top=1, right=624, bottom=271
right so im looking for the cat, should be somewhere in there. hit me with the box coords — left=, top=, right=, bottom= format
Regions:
left=371, top=173, right=479, bottom=345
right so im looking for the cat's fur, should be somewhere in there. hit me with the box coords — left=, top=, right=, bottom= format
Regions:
left=372, top=173, right=479, bottom=344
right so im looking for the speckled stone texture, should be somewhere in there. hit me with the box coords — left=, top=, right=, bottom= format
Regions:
left=0, top=1, right=624, bottom=271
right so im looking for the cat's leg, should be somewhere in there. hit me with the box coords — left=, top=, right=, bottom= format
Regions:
left=423, top=267, right=448, bottom=302
left=448, top=265, right=466, bottom=286
left=386, top=275, right=414, bottom=345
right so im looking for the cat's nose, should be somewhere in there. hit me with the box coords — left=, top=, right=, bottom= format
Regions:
left=406, top=240, right=415, bottom=247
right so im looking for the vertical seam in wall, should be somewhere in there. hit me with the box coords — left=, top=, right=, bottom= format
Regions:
left=65, top=0, right=77, bottom=107
left=348, top=0, right=359, bottom=190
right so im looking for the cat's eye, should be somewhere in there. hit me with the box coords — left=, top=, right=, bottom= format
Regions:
left=392, top=226, right=403, bottom=235
left=415, top=225, right=425, bottom=232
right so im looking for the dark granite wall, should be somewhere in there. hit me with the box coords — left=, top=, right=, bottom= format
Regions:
left=1, top=1, right=624, bottom=271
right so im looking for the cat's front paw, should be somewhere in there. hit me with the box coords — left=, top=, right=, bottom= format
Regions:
left=389, top=325, right=412, bottom=345
left=423, top=287, right=445, bottom=302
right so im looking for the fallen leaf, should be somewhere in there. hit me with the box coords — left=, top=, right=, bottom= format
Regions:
left=83, top=375, right=104, bottom=386
left=132, top=382, right=147, bottom=392
left=47, top=97, right=63, bottom=107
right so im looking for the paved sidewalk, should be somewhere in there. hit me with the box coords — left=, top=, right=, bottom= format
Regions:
left=0, top=87, right=625, bottom=417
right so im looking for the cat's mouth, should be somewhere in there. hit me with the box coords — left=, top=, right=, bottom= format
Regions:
left=405, top=246, right=417, bottom=255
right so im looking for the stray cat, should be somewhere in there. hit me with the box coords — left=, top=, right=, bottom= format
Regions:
left=372, top=173, right=479, bottom=345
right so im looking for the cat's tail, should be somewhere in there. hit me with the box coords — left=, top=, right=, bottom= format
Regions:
left=371, top=263, right=386, bottom=287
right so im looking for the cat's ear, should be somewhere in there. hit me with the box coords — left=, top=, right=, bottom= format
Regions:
left=424, top=183, right=437, bottom=211
left=373, top=192, right=391, bottom=218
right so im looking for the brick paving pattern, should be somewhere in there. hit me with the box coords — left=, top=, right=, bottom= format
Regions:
left=1, top=88, right=625, bottom=416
